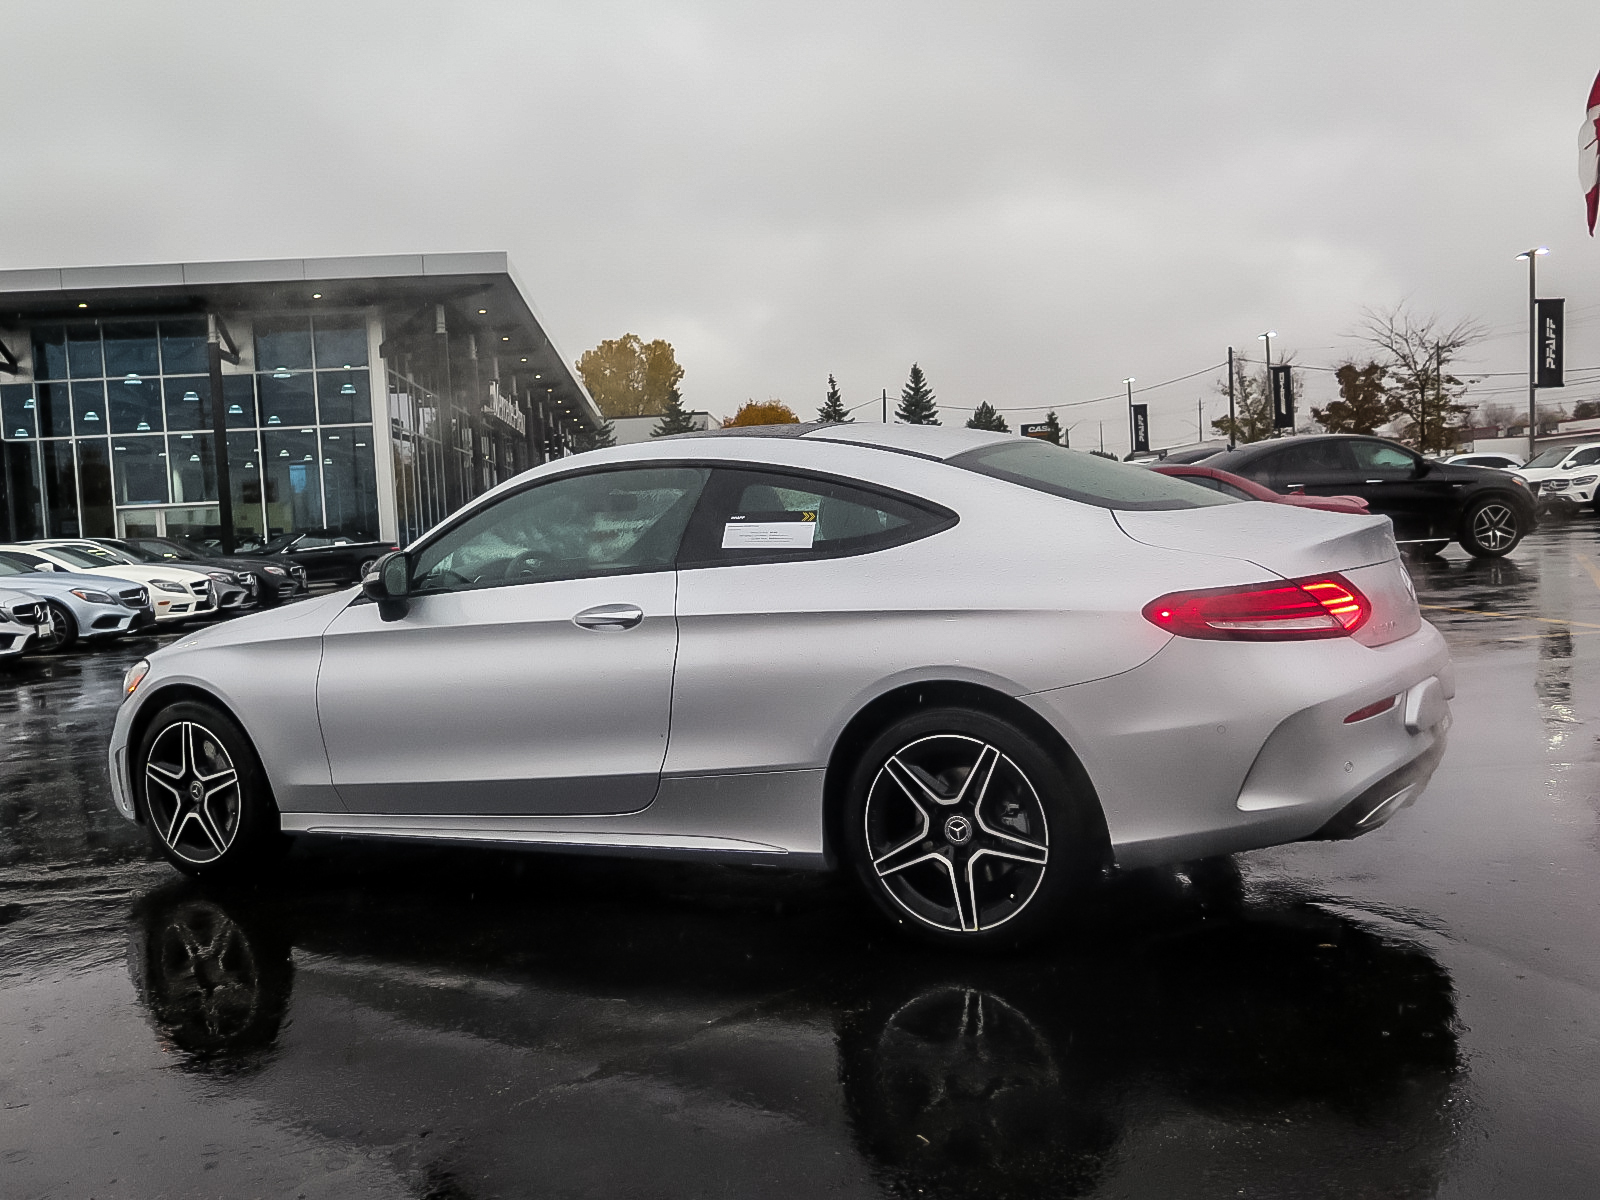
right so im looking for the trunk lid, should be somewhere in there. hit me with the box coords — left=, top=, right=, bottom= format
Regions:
left=1115, top=503, right=1421, bottom=646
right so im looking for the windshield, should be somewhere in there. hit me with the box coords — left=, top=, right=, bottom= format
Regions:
left=39, top=544, right=128, bottom=569
left=1523, top=447, right=1572, bottom=469
left=948, top=441, right=1235, bottom=511
left=116, top=543, right=168, bottom=563
left=159, top=540, right=207, bottom=560
left=246, top=534, right=296, bottom=554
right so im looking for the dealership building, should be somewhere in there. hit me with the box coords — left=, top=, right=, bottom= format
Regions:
left=0, top=253, right=602, bottom=549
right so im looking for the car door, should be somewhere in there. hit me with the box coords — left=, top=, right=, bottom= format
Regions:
left=1346, top=440, right=1453, bottom=539
left=315, top=465, right=708, bottom=816
left=284, top=532, right=341, bottom=583
left=666, top=467, right=956, bottom=779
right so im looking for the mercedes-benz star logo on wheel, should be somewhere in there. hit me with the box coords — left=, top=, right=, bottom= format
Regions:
left=944, top=814, right=973, bottom=845
left=189, top=781, right=205, bottom=802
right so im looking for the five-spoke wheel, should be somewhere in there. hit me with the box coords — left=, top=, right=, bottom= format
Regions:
left=1460, top=497, right=1523, bottom=558
left=845, top=707, right=1100, bottom=946
left=135, top=701, right=281, bottom=879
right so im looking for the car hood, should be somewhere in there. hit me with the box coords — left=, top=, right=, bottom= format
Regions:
left=1114, top=502, right=1397, bottom=578
left=162, top=588, right=356, bottom=653
left=1515, top=466, right=1591, bottom=483
left=81, top=564, right=209, bottom=586
left=0, top=569, right=140, bottom=593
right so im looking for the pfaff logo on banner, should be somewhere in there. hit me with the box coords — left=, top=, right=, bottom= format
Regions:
left=1536, top=298, right=1564, bottom=389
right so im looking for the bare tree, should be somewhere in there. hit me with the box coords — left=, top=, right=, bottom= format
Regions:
left=1355, top=306, right=1484, bottom=453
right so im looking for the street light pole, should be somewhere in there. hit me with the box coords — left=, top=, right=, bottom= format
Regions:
left=1124, top=377, right=1136, bottom=456
left=1258, top=330, right=1276, bottom=435
left=1515, top=247, right=1547, bottom=462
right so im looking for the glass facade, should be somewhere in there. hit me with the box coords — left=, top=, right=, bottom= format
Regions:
left=0, top=274, right=596, bottom=549
left=0, top=313, right=380, bottom=543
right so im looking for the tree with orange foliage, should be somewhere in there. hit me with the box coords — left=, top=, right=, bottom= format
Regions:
left=723, top=401, right=800, bottom=427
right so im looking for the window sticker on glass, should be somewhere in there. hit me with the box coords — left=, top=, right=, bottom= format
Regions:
left=722, top=510, right=818, bottom=550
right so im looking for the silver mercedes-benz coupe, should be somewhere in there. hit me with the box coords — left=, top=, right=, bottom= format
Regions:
left=109, top=423, right=1453, bottom=945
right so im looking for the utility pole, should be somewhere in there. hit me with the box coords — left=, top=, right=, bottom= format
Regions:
left=1197, top=397, right=1203, bottom=444
left=881, top=388, right=888, bottom=423
left=1516, top=248, right=1547, bottom=462
left=206, top=314, right=236, bottom=553
left=1124, top=377, right=1135, bottom=455
left=1227, top=346, right=1236, bottom=450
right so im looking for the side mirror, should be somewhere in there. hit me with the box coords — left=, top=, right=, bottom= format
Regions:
left=1413, top=458, right=1433, bottom=477
left=363, top=550, right=412, bottom=620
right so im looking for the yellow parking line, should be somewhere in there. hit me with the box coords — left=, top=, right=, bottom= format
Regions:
left=1419, top=603, right=1600, bottom=632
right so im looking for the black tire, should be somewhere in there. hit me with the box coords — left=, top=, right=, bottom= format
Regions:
left=1459, top=496, right=1525, bottom=558
left=41, top=601, right=77, bottom=652
left=133, top=700, right=283, bottom=881
left=357, top=558, right=378, bottom=581
left=842, top=706, right=1103, bottom=949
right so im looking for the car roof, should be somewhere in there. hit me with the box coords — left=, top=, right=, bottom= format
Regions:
left=661, top=422, right=1015, bottom=461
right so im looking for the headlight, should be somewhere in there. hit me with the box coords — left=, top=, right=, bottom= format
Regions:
left=1573, top=475, right=1597, bottom=487
left=151, top=579, right=188, bottom=594
left=263, top=566, right=287, bottom=576
left=123, top=659, right=150, bottom=698
left=207, top=571, right=232, bottom=583
left=70, top=588, right=115, bottom=604
left=1512, top=476, right=1529, bottom=488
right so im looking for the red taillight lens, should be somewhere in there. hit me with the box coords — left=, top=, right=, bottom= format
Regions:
left=1142, top=573, right=1371, bottom=641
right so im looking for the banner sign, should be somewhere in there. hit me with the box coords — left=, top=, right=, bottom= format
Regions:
left=1270, top=365, right=1295, bottom=429
left=1019, top=422, right=1055, bottom=441
left=1537, top=298, right=1565, bottom=388
left=1130, top=404, right=1150, bottom=454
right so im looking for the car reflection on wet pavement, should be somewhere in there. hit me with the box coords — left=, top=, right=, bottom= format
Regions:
left=3, top=525, right=1600, bottom=1199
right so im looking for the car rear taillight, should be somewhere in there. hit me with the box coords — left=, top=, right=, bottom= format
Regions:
left=1142, top=573, right=1371, bottom=641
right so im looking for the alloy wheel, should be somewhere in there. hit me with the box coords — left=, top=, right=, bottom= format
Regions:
left=864, top=734, right=1050, bottom=933
left=144, top=722, right=242, bottom=864
left=1470, top=503, right=1518, bottom=551
left=38, top=604, right=68, bottom=651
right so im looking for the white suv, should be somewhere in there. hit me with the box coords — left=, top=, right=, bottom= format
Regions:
left=1517, top=442, right=1600, bottom=513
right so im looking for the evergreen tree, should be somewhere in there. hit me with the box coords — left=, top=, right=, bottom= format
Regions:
left=817, top=374, right=852, bottom=423
left=1042, top=410, right=1064, bottom=445
left=965, top=401, right=1009, bottom=432
left=651, top=387, right=699, bottom=437
left=571, top=416, right=617, bottom=452
left=896, top=363, right=940, bottom=425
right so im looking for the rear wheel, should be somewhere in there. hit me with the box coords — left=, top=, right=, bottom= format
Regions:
left=41, top=602, right=77, bottom=652
left=134, top=701, right=283, bottom=881
left=842, top=707, right=1102, bottom=948
left=1459, top=497, right=1524, bottom=558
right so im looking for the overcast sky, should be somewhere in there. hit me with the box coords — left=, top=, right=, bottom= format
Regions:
left=4, top=1, right=1599, bottom=453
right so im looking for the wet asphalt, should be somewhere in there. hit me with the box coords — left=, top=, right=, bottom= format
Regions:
left=2, top=527, right=1599, bottom=1200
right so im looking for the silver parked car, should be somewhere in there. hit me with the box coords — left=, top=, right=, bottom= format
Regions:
left=109, top=424, right=1453, bottom=946
left=0, top=588, right=48, bottom=660
left=0, top=550, right=155, bottom=650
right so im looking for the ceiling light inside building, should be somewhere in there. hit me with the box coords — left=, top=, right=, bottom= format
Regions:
left=77, top=302, right=87, bottom=309
left=341, top=382, right=356, bottom=394
left=22, top=398, right=33, bottom=409
left=13, top=428, right=26, bottom=437
left=324, top=457, right=333, bottom=464
left=136, top=421, right=151, bottom=431
left=304, top=453, right=314, bottom=461
left=478, top=309, right=487, bottom=314
left=245, top=461, right=255, bottom=468
left=273, top=367, right=292, bottom=380
left=123, top=373, right=143, bottom=386
left=83, top=411, right=100, bottom=421
left=327, top=434, right=339, bottom=439
left=189, top=453, right=200, bottom=462
left=312, top=293, right=322, bottom=299
left=355, top=441, right=366, bottom=447
left=279, top=449, right=289, bottom=457
left=180, top=433, right=193, bottom=440
left=227, top=404, right=244, bottom=415
left=267, top=415, right=281, bottom=425
left=182, top=391, right=199, bottom=402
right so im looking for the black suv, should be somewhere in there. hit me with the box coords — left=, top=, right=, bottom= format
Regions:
left=1204, top=435, right=1536, bottom=558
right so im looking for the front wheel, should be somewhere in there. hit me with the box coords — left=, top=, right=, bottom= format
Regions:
left=1459, top=497, right=1525, bottom=558
left=41, top=602, right=77, bottom=652
left=842, top=707, right=1103, bottom=948
left=134, top=701, right=283, bottom=881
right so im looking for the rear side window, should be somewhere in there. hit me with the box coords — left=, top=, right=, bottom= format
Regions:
left=1569, top=447, right=1600, bottom=467
left=949, top=441, right=1232, bottom=511
left=679, top=468, right=955, bottom=566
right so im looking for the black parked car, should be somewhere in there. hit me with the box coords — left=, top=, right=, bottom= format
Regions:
left=105, top=537, right=305, bottom=606
left=234, top=529, right=400, bottom=586
left=1204, top=434, right=1536, bottom=558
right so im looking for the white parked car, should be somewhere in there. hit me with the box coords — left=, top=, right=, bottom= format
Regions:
left=0, top=588, right=49, bottom=660
left=1514, top=442, right=1600, bottom=512
left=0, top=543, right=215, bottom=623
left=109, top=425, right=1453, bottom=947
left=1443, top=453, right=1524, bottom=471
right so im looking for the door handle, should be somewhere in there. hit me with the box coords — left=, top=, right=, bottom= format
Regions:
left=1285, top=483, right=1305, bottom=491
left=572, top=604, right=644, bottom=631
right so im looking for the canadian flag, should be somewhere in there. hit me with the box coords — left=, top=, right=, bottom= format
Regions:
left=1584, top=70, right=1600, bottom=235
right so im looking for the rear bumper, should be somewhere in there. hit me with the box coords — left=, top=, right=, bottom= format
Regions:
left=1022, top=621, right=1454, bottom=869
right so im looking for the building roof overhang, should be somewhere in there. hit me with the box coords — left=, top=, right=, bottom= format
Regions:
left=0, top=252, right=600, bottom=428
